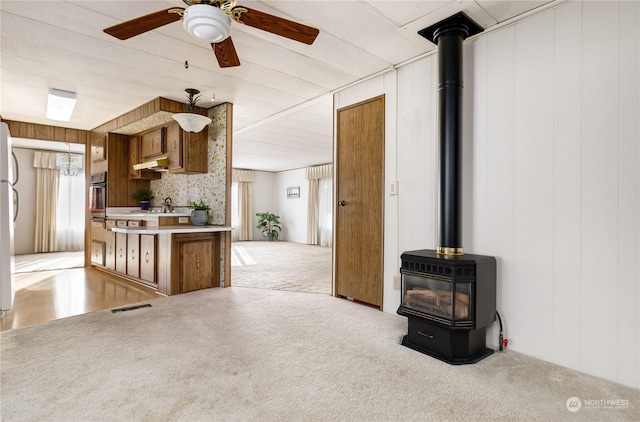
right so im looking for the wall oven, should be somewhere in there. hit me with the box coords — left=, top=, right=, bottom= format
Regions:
left=89, top=172, right=106, bottom=221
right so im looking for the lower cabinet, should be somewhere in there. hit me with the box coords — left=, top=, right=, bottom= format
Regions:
left=170, top=232, right=219, bottom=294
left=93, top=228, right=219, bottom=295
left=91, top=241, right=105, bottom=267
left=127, top=233, right=140, bottom=279
left=181, top=240, right=213, bottom=293
left=140, top=234, right=156, bottom=284
left=105, top=230, right=116, bottom=270
left=115, top=232, right=127, bottom=274
left=103, top=231, right=156, bottom=286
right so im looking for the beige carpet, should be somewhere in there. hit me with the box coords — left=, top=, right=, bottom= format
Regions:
left=1, top=287, right=637, bottom=421
left=231, top=241, right=332, bottom=295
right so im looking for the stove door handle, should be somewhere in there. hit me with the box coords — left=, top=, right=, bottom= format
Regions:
left=418, top=331, right=435, bottom=339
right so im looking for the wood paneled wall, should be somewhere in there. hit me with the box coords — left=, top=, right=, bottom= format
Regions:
left=2, top=119, right=89, bottom=144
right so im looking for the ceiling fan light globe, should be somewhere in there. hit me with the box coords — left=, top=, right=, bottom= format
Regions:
left=184, top=4, right=232, bottom=43
left=172, top=113, right=212, bottom=133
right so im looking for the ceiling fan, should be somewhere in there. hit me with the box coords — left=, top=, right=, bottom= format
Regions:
left=103, top=0, right=320, bottom=68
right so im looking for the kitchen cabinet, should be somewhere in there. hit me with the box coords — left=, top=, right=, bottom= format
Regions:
left=97, top=221, right=156, bottom=286
left=170, top=232, right=219, bottom=294
left=181, top=240, right=213, bottom=293
left=140, top=234, right=156, bottom=284
left=127, top=233, right=140, bottom=278
left=91, top=135, right=107, bottom=163
left=91, top=241, right=105, bottom=266
left=105, top=230, right=116, bottom=271
left=129, top=136, right=160, bottom=180
left=91, top=132, right=151, bottom=207
left=166, top=121, right=208, bottom=174
left=166, top=121, right=181, bottom=172
left=141, top=126, right=166, bottom=159
left=115, top=232, right=127, bottom=274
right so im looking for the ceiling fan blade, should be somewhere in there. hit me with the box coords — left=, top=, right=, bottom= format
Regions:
left=236, top=7, right=319, bottom=45
left=212, top=38, right=241, bottom=68
left=104, top=8, right=184, bottom=40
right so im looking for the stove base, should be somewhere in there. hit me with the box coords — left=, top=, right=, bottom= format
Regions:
left=401, top=316, right=494, bottom=365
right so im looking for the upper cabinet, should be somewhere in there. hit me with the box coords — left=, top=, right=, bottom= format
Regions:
left=166, top=121, right=208, bottom=174
left=91, top=134, right=107, bottom=163
left=129, top=135, right=160, bottom=180
left=125, top=122, right=207, bottom=176
left=141, top=126, right=166, bottom=159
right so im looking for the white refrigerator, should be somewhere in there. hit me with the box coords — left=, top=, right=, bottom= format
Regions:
left=0, top=122, right=17, bottom=312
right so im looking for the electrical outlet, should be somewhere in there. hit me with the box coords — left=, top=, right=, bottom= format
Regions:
left=393, top=274, right=401, bottom=290
left=179, top=217, right=188, bottom=224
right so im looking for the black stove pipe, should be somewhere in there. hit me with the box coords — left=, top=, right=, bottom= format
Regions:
left=436, top=25, right=465, bottom=256
left=419, top=14, right=483, bottom=256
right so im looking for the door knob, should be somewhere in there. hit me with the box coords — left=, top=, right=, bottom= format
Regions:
left=338, top=200, right=346, bottom=207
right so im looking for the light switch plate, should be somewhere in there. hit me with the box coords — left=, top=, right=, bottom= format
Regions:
left=393, top=274, right=401, bottom=290
left=389, top=181, right=399, bottom=196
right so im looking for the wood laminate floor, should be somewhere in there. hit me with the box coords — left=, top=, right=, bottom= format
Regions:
left=1, top=267, right=163, bottom=332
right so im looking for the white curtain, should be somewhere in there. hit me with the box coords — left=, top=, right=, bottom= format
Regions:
left=306, top=164, right=333, bottom=246
left=318, top=177, right=333, bottom=247
left=33, top=151, right=60, bottom=252
left=56, top=172, right=85, bottom=251
left=233, top=169, right=255, bottom=241
left=307, top=179, right=319, bottom=244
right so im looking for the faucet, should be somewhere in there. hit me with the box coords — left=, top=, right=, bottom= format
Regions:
left=161, top=197, right=173, bottom=213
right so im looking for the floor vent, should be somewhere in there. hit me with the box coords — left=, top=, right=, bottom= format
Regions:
left=111, top=304, right=152, bottom=313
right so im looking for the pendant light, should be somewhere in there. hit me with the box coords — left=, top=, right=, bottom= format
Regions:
left=172, top=88, right=212, bottom=133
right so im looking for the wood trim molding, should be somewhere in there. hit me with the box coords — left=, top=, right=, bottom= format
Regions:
left=90, top=97, right=209, bottom=139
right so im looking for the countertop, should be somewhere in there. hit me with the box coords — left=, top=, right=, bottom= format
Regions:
left=111, top=225, right=233, bottom=234
left=107, top=211, right=191, bottom=220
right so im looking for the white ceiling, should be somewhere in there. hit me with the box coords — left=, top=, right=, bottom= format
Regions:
left=0, top=0, right=555, bottom=172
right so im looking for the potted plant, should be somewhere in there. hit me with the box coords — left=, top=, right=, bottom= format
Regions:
left=187, top=199, right=210, bottom=226
left=256, top=212, right=281, bottom=241
left=133, top=189, right=154, bottom=210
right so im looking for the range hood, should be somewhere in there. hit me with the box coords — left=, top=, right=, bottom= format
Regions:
left=133, top=157, right=169, bottom=171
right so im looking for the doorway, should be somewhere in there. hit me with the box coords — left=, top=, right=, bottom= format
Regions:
left=12, top=138, right=85, bottom=272
left=335, top=95, right=385, bottom=309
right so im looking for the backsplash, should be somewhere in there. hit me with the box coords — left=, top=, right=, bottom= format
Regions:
left=150, top=104, right=227, bottom=225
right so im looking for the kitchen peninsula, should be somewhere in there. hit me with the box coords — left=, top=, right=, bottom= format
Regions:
left=93, top=210, right=232, bottom=295
left=88, top=97, right=233, bottom=295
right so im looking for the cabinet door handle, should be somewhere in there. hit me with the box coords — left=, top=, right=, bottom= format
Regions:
left=196, top=260, right=200, bottom=270
left=131, top=249, right=135, bottom=261
left=119, top=248, right=123, bottom=258
left=145, top=252, right=149, bottom=263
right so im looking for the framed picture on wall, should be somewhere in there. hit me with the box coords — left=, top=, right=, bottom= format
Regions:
left=287, top=186, right=300, bottom=199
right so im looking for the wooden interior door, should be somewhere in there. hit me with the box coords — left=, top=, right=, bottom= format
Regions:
left=335, top=95, right=385, bottom=308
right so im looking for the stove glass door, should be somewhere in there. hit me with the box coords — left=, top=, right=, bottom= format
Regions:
left=402, top=273, right=472, bottom=324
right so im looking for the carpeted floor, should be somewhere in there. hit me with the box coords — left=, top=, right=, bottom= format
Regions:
left=1, top=287, right=637, bottom=421
left=231, top=241, right=332, bottom=295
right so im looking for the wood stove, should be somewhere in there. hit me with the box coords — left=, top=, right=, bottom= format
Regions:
left=397, top=13, right=497, bottom=364
left=398, top=250, right=496, bottom=364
